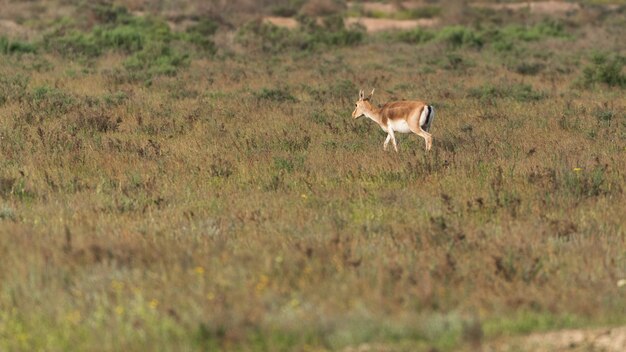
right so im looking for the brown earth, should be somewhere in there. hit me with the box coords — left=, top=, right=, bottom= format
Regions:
left=263, top=16, right=437, bottom=32
left=346, top=17, right=438, bottom=31
left=346, top=1, right=425, bottom=13
left=471, top=1, right=581, bottom=15
left=0, top=19, right=32, bottom=38
left=340, top=326, right=626, bottom=351
left=263, top=16, right=300, bottom=29
left=485, top=326, right=626, bottom=352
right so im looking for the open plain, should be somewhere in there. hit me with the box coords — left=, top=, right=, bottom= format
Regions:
left=1, top=0, right=625, bottom=350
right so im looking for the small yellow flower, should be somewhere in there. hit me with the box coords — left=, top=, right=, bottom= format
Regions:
left=618, top=279, right=626, bottom=288
left=111, top=280, right=124, bottom=293
left=573, top=167, right=582, bottom=172
left=289, top=298, right=300, bottom=308
left=255, top=274, right=269, bottom=294
left=194, top=266, right=205, bottom=275
left=301, top=194, right=307, bottom=199
left=149, top=299, right=159, bottom=309
left=115, top=306, right=125, bottom=316
left=206, top=292, right=215, bottom=301
left=66, top=310, right=81, bottom=324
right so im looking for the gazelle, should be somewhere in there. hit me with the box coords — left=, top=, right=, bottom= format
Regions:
left=352, top=89, right=435, bottom=152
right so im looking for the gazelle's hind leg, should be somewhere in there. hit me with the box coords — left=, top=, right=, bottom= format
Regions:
left=409, top=114, right=432, bottom=151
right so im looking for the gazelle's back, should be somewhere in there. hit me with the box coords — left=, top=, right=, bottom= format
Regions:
left=379, top=101, right=426, bottom=123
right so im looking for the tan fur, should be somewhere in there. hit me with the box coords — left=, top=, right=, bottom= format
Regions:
left=352, top=90, right=432, bottom=152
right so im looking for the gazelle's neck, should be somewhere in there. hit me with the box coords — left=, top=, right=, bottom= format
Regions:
left=363, top=104, right=383, bottom=125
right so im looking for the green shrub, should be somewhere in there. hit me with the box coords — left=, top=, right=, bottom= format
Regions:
left=437, top=26, right=483, bottom=48
left=237, top=15, right=363, bottom=53
left=271, top=0, right=307, bottom=17
left=396, top=27, right=434, bottom=44
left=0, top=36, right=37, bottom=54
left=103, top=91, right=128, bottom=107
left=43, top=3, right=215, bottom=79
left=593, top=108, right=617, bottom=123
left=45, top=31, right=102, bottom=57
left=394, top=21, right=570, bottom=51
left=124, top=42, right=189, bottom=77
left=91, top=3, right=133, bottom=24
left=469, top=83, right=546, bottom=102
left=184, top=19, right=219, bottom=52
left=581, top=52, right=626, bottom=88
left=29, top=86, right=76, bottom=116
left=562, top=167, right=608, bottom=198
left=361, top=6, right=441, bottom=20
left=484, top=20, right=569, bottom=52
left=395, top=6, right=441, bottom=20
left=442, top=53, right=473, bottom=70
left=514, top=62, right=545, bottom=75
left=46, top=14, right=178, bottom=57
left=500, top=21, right=566, bottom=42
left=0, top=74, right=29, bottom=106
left=96, top=25, right=146, bottom=53
left=254, top=87, right=297, bottom=103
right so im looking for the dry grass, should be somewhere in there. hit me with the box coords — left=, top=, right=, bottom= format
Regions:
left=1, top=1, right=626, bottom=351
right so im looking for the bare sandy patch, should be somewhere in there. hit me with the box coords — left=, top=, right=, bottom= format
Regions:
left=487, top=326, right=626, bottom=352
left=347, top=1, right=424, bottom=13
left=472, top=1, right=581, bottom=15
left=0, top=19, right=33, bottom=39
left=346, top=17, right=438, bottom=32
left=263, top=16, right=299, bottom=29
left=262, top=16, right=436, bottom=32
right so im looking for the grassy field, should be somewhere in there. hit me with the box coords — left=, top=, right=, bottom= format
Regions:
left=1, top=1, right=625, bottom=351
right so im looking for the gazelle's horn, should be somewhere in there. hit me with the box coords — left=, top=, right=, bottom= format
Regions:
left=368, top=88, right=375, bottom=99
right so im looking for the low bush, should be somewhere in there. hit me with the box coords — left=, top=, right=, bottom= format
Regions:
left=580, top=52, right=626, bottom=88
left=124, top=42, right=189, bottom=77
left=307, top=79, right=357, bottom=104
left=184, top=19, right=219, bottom=53
left=43, top=4, right=216, bottom=78
left=0, top=37, right=37, bottom=54
left=237, top=15, right=364, bottom=53
left=0, top=74, right=29, bottom=106
left=254, top=87, right=297, bottom=103
left=28, top=86, right=77, bottom=116
left=271, top=0, right=308, bottom=16
left=396, top=27, right=434, bottom=44
left=469, top=83, right=546, bottom=102
left=514, top=62, right=545, bottom=75
left=394, top=20, right=570, bottom=51
left=437, top=26, right=484, bottom=48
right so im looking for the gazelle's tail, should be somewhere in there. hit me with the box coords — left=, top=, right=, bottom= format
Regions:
left=419, top=105, right=435, bottom=132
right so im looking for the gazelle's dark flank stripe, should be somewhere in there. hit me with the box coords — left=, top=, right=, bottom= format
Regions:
left=421, top=105, right=435, bottom=132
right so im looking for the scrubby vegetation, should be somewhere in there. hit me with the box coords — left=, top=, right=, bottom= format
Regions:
left=237, top=15, right=364, bottom=53
left=395, top=20, right=568, bottom=50
left=1, top=0, right=625, bottom=351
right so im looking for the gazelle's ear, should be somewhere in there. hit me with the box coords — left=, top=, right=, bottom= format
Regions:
left=359, top=89, right=364, bottom=100
left=368, top=88, right=375, bottom=100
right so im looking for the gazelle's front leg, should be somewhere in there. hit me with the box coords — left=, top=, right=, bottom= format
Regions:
left=384, top=134, right=391, bottom=151
left=388, top=128, right=398, bottom=152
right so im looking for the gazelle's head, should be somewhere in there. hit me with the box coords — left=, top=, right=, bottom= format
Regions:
left=352, top=89, right=375, bottom=119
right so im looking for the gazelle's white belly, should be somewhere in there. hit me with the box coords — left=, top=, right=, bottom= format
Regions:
left=386, top=119, right=412, bottom=133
